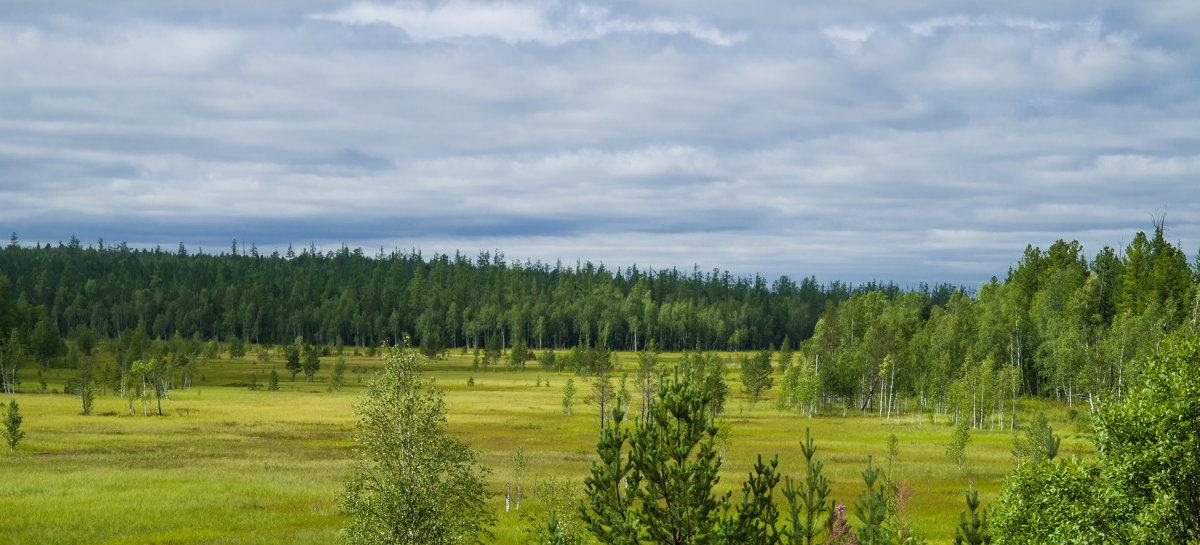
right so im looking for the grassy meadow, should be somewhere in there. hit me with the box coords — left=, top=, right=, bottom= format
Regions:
left=0, top=349, right=1095, bottom=544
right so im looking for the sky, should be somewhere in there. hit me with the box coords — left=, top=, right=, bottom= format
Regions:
left=2, top=1, right=1199, bottom=286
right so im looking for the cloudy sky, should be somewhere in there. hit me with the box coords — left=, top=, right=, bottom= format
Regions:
left=3, top=1, right=1199, bottom=286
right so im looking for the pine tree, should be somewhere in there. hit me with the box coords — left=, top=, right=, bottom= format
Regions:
left=267, top=369, right=279, bottom=391
left=782, top=428, right=832, bottom=545
left=953, top=490, right=991, bottom=545
left=722, top=454, right=783, bottom=545
left=853, top=456, right=889, bottom=545
left=582, top=375, right=726, bottom=545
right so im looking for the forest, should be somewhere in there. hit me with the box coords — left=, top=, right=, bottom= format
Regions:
left=1, top=224, right=1197, bottom=416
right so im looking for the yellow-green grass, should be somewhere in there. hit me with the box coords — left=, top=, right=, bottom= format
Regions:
left=1, top=350, right=1093, bottom=544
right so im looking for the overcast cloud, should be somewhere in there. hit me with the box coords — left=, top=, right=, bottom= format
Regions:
left=2, top=1, right=1198, bottom=286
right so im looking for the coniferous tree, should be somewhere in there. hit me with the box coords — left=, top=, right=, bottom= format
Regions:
left=953, top=490, right=991, bottom=545
left=582, top=374, right=726, bottom=545
left=853, top=456, right=889, bottom=545
left=781, top=428, right=832, bottom=545
left=722, top=455, right=783, bottom=545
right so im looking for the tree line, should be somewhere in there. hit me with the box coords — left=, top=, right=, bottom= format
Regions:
left=0, top=232, right=952, bottom=358
left=1, top=223, right=1198, bottom=415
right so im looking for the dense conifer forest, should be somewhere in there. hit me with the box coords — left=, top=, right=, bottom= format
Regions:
left=1, top=224, right=1197, bottom=416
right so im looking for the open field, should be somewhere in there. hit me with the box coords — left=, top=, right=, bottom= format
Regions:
left=0, top=350, right=1094, bottom=544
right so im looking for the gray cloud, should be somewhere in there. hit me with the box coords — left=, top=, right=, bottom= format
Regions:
left=2, top=1, right=1198, bottom=286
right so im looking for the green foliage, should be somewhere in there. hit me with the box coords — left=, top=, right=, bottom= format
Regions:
left=330, top=356, right=345, bottom=391
left=741, top=350, right=773, bottom=403
left=1012, top=412, right=1059, bottom=468
left=634, top=340, right=664, bottom=424
left=702, top=354, right=729, bottom=418
left=992, top=458, right=1134, bottom=545
left=508, top=338, right=533, bottom=371
left=420, top=323, right=446, bottom=359
left=32, top=313, right=64, bottom=368
left=722, top=454, right=782, bottom=545
left=3, top=399, right=24, bottom=453
left=76, top=358, right=96, bottom=415
left=992, top=334, right=1200, bottom=544
left=205, top=339, right=222, bottom=360
left=284, top=340, right=301, bottom=381
left=538, top=349, right=557, bottom=372
left=228, top=337, right=246, bottom=358
left=267, top=369, right=279, bottom=391
left=952, top=490, right=990, bottom=545
left=301, top=344, right=320, bottom=382
left=482, top=334, right=502, bottom=372
left=561, top=378, right=575, bottom=415
left=130, top=357, right=170, bottom=416
left=1094, top=333, right=1200, bottom=542
left=853, top=456, right=889, bottom=545
left=587, top=346, right=617, bottom=429
left=776, top=354, right=819, bottom=417
left=339, top=346, right=494, bottom=545
left=946, top=419, right=971, bottom=471
left=73, top=325, right=97, bottom=356
left=781, top=428, right=832, bottom=545
left=777, top=337, right=794, bottom=374
left=581, top=375, right=725, bottom=545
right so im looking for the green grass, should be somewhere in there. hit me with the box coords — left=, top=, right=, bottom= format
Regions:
left=0, top=351, right=1093, bottom=544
